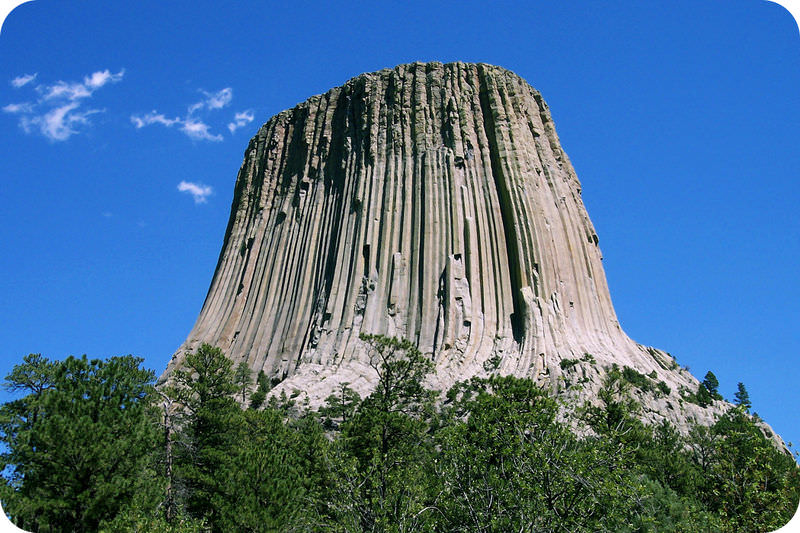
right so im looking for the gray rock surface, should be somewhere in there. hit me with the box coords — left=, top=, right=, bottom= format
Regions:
left=162, top=62, right=734, bottom=432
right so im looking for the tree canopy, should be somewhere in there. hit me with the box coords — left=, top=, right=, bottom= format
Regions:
left=1, top=342, right=797, bottom=532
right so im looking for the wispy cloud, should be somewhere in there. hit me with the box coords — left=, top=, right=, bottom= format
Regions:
left=131, top=111, right=180, bottom=129
left=228, top=110, right=254, bottom=133
left=39, top=80, right=92, bottom=101
left=178, top=180, right=213, bottom=204
left=3, top=69, right=124, bottom=141
left=84, top=69, right=124, bottom=90
left=181, top=118, right=222, bottom=141
left=131, top=111, right=222, bottom=142
left=189, top=88, right=233, bottom=114
left=37, top=69, right=124, bottom=102
left=26, top=103, right=102, bottom=141
left=11, top=73, right=37, bottom=88
left=2, top=102, right=33, bottom=113
left=132, top=87, right=235, bottom=142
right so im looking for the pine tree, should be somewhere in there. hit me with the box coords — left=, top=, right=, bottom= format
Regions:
left=169, top=344, right=240, bottom=528
left=323, top=335, right=437, bottom=531
left=703, top=371, right=721, bottom=399
left=0, top=354, right=160, bottom=532
left=734, top=382, right=752, bottom=411
left=233, top=361, right=253, bottom=404
left=248, top=370, right=270, bottom=410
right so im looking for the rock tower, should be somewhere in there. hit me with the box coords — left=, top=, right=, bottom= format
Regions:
left=163, top=62, right=718, bottom=428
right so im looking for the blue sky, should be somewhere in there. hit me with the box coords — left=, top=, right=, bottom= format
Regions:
left=1, top=1, right=798, bottom=449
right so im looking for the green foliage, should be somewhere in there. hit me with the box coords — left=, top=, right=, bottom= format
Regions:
left=617, top=476, right=722, bottom=533
left=314, top=334, right=438, bottom=531
left=0, top=354, right=160, bottom=532
left=166, top=344, right=329, bottom=532
left=695, top=383, right=714, bottom=407
left=319, top=382, right=361, bottom=430
left=698, top=408, right=800, bottom=532
left=2, top=342, right=797, bottom=532
left=682, top=371, right=723, bottom=407
left=560, top=357, right=579, bottom=370
left=100, top=508, right=207, bottom=532
left=703, top=371, right=720, bottom=397
left=233, top=361, right=253, bottom=404
left=359, top=334, right=435, bottom=415
left=561, top=353, right=596, bottom=371
left=248, top=370, right=270, bottom=409
left=621, top=365, right=654, bottom=393
left=482, top=354, right=502, bottom=372
left=657, top=380, right=671, bottom=396
left=168, top=344, right=240, bottom=528
left=584, top=365, right=644, bottom=438
left=682, top=376, right=718, bottom=408
left=212, top=408, right=325, bottom=531
left=735, top=382, right=752, bottom=411
left=438, top=375, right=637, bottom=531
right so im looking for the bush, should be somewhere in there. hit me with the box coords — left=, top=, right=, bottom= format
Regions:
left=560, top=358, right=579, bottom=370
left=622, top=366, right=653, bottom=393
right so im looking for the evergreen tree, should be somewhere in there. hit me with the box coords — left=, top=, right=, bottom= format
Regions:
left=248, top=370, right=270, bottom=410
left=233, top=361, right=253, bottom=405
left=0, top=354, right=160, bottom=532
left=734, top=382, right=752, bottom=411
left=213, top=408, right=327, bottom=531
left=698, top=408, right=799, bottom=532
left=319, top=382, right=361, bottom=430
left=695, top=383, right=713, bottom=407
left=168, top=343, right=239, bottom=529
left=702, top=371, right=722, bottom=400
left=438, top=375, right=641, bottom=531
left=320, top=334, right=438, bottom=531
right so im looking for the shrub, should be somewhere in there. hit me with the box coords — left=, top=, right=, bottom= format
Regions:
left=622, top=366, right=653, bottom=393
left=560, top=358, right=579, bottom=370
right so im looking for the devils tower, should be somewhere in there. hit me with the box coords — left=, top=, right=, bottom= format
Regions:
left=163, top=62, right=721, bottom=429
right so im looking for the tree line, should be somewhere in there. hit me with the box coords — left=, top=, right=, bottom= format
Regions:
left=1, top=336, right=798, bottom=532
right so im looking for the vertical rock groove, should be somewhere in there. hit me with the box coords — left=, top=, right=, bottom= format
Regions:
left=162, top=62, right=716, bottom=429
left=477, top=69, right=524, bottom=344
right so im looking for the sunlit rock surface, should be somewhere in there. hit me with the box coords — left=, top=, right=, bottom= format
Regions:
left=163, top=62, right=737, bottom=432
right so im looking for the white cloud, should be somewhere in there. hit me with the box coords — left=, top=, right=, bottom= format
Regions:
left=133, top=86, right=234, bottom=142
left=130, top=112, right=221, bottom=142
left=189, top=88, right=233, bottom=114
left=204, top=88, right=232, bottom=110
left=39, top=69, right=124, bottom=102
left=178, top=180, right=213, bottom=204
left=130, top=111, right=180, bottom=129
left=2, top=102, right=33, bottom=113
left=181, top=118, right=222, bottom=142
left=11, top=73, right=37, bottom=88
left=3, top=68, right=124, bottom=141
left=84, top=69, right=124, bottom=90
left=228, top=110, right=254, bottom=133
left=30, top=103, right=101, bottom=141
left=40, top=80, right=92, bottom=101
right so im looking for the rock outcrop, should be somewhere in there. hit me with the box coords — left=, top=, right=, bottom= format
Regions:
left=163, top=62, right=725, bottom=430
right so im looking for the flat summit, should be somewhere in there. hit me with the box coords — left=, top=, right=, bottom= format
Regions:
left=163, top=62, right=725, bottom=430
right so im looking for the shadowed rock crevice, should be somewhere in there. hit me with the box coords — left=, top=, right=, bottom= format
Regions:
left=478, top=69, right=525, bottom=344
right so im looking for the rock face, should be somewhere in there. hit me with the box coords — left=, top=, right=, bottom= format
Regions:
left=163, top=62, right=721, bottom=429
